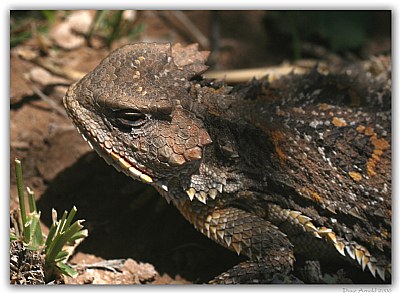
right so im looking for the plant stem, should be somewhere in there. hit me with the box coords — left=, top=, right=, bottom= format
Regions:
left=14, top=159, right=27, bottom=228
left=27, top=187, right=37, bottom=213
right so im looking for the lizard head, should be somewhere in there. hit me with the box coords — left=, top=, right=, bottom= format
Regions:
left=63, top=43, right=213, bottom=191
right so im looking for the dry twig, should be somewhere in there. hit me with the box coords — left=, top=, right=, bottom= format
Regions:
left=204, top=62, right=316, bottom=84
left=30, top=85, right=68, bottom=118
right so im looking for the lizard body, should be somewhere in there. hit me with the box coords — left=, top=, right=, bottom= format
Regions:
left=64, top=43, right=391, bottom=283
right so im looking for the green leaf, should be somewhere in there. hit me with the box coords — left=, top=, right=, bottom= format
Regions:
left=58, top=210, right=69, bottom=233
left=10, top=233, right=17, bottom=241
left=14, top=159, right=27, bottom=226
left=68, top=229, right=88, bottom=243
left=45, top=210, right=64, bottom=257
left=27, top=187, right=37, bottom=213
left=40, top=10, right=56, bottom=24
left=64, top=206, right=77, bottom=229
left=26, top=212, right=40, bottom=248
left=56, top=262, right=78, bottom=278
left=23, top=217, right=32, bottom=245
left=55, top=250, right=69, bottom=262
left=46, top=220, right=84, bottom=265
left=29, top=212, right=45, bottom=247
left=44, top=221, right=57, bottom=254
left=12, top=158, right=87, bottom=281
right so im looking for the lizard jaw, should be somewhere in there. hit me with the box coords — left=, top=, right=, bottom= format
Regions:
left=64, top=98, right=173, bottom=194
left=75, top=122, right=154, bottom=184
left=64, top=92, right=156, bottom=185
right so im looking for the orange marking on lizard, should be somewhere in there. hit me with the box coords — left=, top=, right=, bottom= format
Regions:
left=299, top=187, right=322, bottom=203
left=270, top=130, right=287, bottom=165
left=332, top=117, right=348, bottom=127
left=349, top=171, right=363, bottom=182
left=367, top=134, right=390, bottom=176
left=356, top=125, right=366, bottom=133
left=318, top=103, right=333, bottom=111
left=292, top=107, right=306, bottom=114
left=370, top=135, right=390, bottom=150
left=357, top=125, right=390, bottom=177
left=364, top=127, right=375, bottom=136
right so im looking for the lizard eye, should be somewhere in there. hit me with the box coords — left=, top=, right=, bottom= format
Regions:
left=110, top=109, right=147, bottom=129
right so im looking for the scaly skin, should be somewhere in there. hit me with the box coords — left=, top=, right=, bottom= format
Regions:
left=63, top=43, right=391, bottom=283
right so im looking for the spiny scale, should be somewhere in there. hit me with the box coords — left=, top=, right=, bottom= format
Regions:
left=185, top=187, right=219, bottom=204
left=232, top=242, right=242, bottom=255
left=63, top=43, right=391, bottom=284
left=271, top=204, right=389, bottom=280
left=196, top=191, right=207, bottom=204
left=377, top=266, right=385, bottom=281
left=196, top=206, right=293, bottom=265
left=346, top=245, right=356, bottom=259
left=186, top=188, right=196, bottom=201
left=327, top=232, right=337, bottom=244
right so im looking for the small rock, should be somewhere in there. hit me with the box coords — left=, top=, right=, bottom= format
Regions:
left=50, top=11, right=93, bottom=50
left=124, top=258, right=158, bottom=283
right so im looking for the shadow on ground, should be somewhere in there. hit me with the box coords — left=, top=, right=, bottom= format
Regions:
left=36, top=152, right=244, bottom=283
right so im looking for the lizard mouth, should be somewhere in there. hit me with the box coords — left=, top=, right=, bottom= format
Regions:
left=63, top=93, right=155, bottom=185
left=75, top=124, right=154, bottom=184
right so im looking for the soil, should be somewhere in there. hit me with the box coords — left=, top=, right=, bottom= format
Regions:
left=9, top=10, right=391, bottom=285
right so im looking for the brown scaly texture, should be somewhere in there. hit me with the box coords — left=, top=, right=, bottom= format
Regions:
left=63, top=43, right=391, bottom=284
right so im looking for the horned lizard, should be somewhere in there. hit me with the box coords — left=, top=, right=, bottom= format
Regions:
left=63, top=43, right=391, bottom=284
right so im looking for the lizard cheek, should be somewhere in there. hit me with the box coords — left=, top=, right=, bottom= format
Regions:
left=129, top=137, right=140, bottom=151
left=167, top=153, right=187, bottom=167
left=157, top=136, right=193, bottom=167
left=168, top=146, right=203, bottom=167
left=153, top=128, right=205, bottom=168
left=183, top=146, right=203, bottom=161
left=157, top=145, right=174, bottom=163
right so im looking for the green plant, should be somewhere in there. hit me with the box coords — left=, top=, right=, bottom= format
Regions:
left=87, top=10, right=146, bottom=48
left=265, top=11, right=376, bottom=60
left=10, top=159, right=88, bottom=282
left=10, top=11, right=53, bottom=47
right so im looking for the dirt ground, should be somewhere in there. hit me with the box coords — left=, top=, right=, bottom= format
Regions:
left=9, top=10, right=391, bottom=284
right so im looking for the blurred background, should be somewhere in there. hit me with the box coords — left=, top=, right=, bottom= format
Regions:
left=10, top=10, right=391, bottom=284
left=11, top=10, right=391, bottom=69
